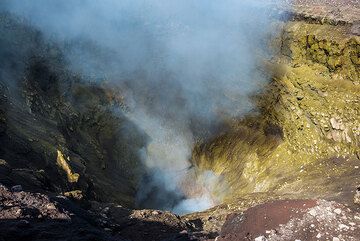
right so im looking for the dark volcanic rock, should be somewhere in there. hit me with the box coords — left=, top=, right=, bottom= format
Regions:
left=10, top=185, right=22, bottom=192
left=0, top=184, right=198, bottom=241
left=0, top=184, right=117, bottom=241
left=0, top=12, right=147, bottom=206
left=0, top=13, right=196, bottom=241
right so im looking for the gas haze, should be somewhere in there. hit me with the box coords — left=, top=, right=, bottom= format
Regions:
left=2, top=0, right=287, bottom=214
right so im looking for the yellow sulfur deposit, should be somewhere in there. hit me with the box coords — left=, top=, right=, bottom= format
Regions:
left=192, top=21, right=360, bottom=204
left=56, top=150, right=80, bottom=183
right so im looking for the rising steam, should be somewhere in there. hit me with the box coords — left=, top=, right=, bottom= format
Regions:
left=1, top=0, right=286, bottom=214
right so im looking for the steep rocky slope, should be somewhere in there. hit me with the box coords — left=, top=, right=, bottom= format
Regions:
left=185, top=3, right=360, bottom=240
left=0, top=13, right=147, bottom=207
left=193, top=21, right=360, bottom=202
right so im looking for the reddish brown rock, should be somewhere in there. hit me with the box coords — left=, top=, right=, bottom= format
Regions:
left=216, top=199, right=360, bottom=241
left=217, top=200, right=316, bottom=241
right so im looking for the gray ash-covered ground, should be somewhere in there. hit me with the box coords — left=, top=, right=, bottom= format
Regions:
left=275, top=0, right=360, bottom=34
left=291, top=0, right=359, bottom=6
left=284, top=0, right=360, bottom=25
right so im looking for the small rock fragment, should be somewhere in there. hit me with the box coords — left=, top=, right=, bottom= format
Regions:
left=308, top=209, right=317, bottom=216
left=330, top=118, right=340, bottom=130
left=46, top=203, right=56, bottom=210
left=354, top=187, right=360, bottom=205
left=15, top=208, right=21, bottom=215
left=152, top=210, right=160, bottom=215
left=11, top=185, right=22, bottom=192
left=339, top=224, right=349, bottom=230
left=0, top=159, right=7, bottom=165
left=350, top=21, right=360, bottom=36
left=254, top=236, right=268, bottom=241
left=334, top=208, right=342, bottom=215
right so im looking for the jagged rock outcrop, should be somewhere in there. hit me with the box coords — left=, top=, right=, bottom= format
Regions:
left=192, top=4, right=360, bottom=207
left=186, top=2, right=360, bottom=238
left=0, top=184, right=197, bottom=241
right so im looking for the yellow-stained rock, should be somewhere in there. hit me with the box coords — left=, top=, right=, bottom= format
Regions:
left=64, top=190, right=83, bottom=200
left=56, top=150, right=79, bottom=183
left=192, top=21, right=360, bottom=204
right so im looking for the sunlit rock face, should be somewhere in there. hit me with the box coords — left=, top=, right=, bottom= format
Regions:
left=192, top=20, right=360, bottom=205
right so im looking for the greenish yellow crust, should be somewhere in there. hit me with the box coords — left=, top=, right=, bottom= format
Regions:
left=192, top=21, right=360, bottom=204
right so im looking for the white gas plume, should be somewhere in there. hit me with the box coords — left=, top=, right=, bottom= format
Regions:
left=1, top=0, right=288, bottom=214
